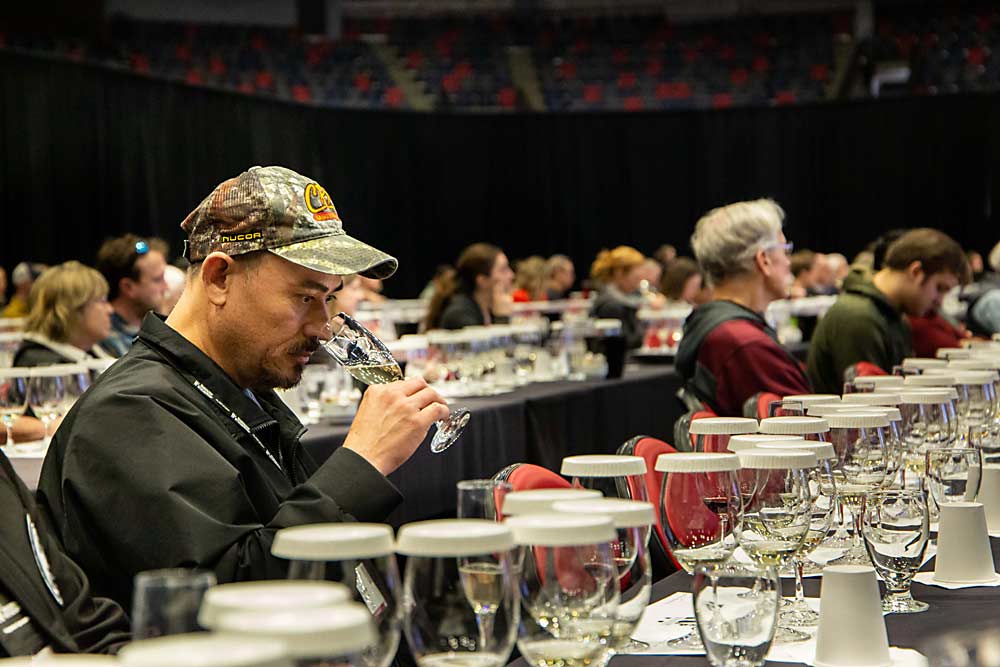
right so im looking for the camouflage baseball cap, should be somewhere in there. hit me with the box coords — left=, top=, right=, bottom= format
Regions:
left=180, top=166, right=397, bottom=279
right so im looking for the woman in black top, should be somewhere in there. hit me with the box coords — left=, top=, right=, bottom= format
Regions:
left=424, top=243, right=515, bottom=331
left=589, top=246, right=647, bottom=350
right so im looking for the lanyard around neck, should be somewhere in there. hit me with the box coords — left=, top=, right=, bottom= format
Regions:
left=189, top=380, right=283, bottom=472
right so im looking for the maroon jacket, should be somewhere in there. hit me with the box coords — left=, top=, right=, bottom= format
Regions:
left=676, top=300, right=811, bottom=416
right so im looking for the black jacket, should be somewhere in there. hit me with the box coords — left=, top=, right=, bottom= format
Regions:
left=38, top=314, right=403, bottom=610
left=438, top=293, right=509, bottom=329
left=0, top=453, right=128, bottom=655
left=590, top=288, right=643, bottom=350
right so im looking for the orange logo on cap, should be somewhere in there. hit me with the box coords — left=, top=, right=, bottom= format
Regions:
left=304, top=183, right=340, bottom=222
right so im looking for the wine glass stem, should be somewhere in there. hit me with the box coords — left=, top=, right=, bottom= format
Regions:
left=852, top=504, right=864, bottom=552
left=475, top=610, right=495, bottom=651
left=794, top=558, right=806, bottom=604
left=2, top=418, right=13, bottom=450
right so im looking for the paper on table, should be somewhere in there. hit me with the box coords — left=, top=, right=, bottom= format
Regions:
left=913, top=571, right=1000, bottom=589
left=628, top=593, right=893, bottom=659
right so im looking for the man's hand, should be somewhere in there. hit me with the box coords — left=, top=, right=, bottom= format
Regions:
left=342, top=377, right=451, bottom=476
left=0, top=416, right=46, bottom=444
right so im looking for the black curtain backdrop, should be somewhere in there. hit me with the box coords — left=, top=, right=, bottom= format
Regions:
left=2, top=50, right=999, bottom=297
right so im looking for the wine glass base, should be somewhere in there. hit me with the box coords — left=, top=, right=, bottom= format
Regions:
left=666, top=630, right=703, bottom=650
left=882, top=596, right=929, bottom=614
left=773, top=626, right=812, bottom=643
left=429, top=407, right=471, bottom=453
left=617, top=639, right=650, bottom=654
left=831, top=547, right=872, bottom=566
left=781, top=605, right=820, bottom=627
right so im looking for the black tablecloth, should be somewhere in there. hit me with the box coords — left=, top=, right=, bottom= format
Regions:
left=302, top=365, right=685, bottom=526
left=508, top=539, right=1000, bottom=667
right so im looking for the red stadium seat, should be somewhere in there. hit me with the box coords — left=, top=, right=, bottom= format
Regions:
left=622, top=96, right=644, bottom=111
left=385, top=87, right=406, bottom=108
left=291, top=84, right=312, bottom=102
left=712, top=93, right=733, bottom=108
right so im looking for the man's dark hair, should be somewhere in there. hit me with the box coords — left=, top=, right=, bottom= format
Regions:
left=866, top=229, right=906, bottom=271
left=883, top=228, right=971, bottom=284
left=790, top=250, right=817, bottom=279
left=96, top=234, right=168, bottom=300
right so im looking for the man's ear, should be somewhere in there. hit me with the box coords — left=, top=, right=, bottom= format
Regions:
left=906, top=260, right=925, bottom=284
left=754, top=247, right=771, bottom=276
left=200, top=252, right=236, bottom=306
left=118, top=276, right=136, bottom=299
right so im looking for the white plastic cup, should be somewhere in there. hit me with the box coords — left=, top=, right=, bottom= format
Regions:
left=979, top=466, right=1000, bottom=533
left=814, top=565, right=891, bottom=667
left=934, top=502, right=998, bottom=583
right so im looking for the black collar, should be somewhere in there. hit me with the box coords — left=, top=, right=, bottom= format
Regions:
left=134, top=313, right=305, bottom=446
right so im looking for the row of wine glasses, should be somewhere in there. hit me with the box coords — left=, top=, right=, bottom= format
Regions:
left=0, top=364, right=94, bottom=448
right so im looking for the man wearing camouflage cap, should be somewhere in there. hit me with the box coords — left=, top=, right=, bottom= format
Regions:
left=38, top=166, right=450, bottom=608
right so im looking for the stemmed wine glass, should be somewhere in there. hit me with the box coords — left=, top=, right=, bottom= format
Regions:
left=27, top=368, right=67, bottom=441
left=693, top=563, right=780, bottom=667
left=324, top=312, right=471, bottom=452
left=756, top=440, right=838, bottom=626
left=926, top=448, right=983, bottom=507
left=735, top=449, right=815, bottom=643
left=507, top=513, right=619, bottom=667
left=0, top=369, right=29, bottom=451
left=551, top=498, right=655, bottom=656
left=654, top=452, right=742, bottom=650
left=826, top=412, right=892, bottom=565
left=272, top=523, right=401, bottom=667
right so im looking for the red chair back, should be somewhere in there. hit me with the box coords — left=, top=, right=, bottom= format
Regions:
left=756, top=392, right=781, bottom=420
left=507, top=464, right=571, bottom=491
left=619, top=436, right=680, bottom=572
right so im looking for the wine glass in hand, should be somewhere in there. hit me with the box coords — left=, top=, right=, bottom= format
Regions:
left=324, top=312, right=470, bottom=452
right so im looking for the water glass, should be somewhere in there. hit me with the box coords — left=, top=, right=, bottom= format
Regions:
left=926, top=448, right=983, bottom=507
left=862, top=490, right=930, bottom=613
left=131, top=568, right=217, bottom=639
left=458, top=479, right=512, bottom=520
left=693, top=563, right=780, bottom=667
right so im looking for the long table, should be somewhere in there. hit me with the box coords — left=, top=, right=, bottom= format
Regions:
left=302, top=365, right=685, bottom=526
left=508, top=539, right=1000, bottom=667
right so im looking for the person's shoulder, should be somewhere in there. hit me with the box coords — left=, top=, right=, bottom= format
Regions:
left=12, top=342, right=67, bottom=367
left=704, top=318, right=776, bottom=347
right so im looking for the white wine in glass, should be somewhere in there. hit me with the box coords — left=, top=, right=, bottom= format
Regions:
left=324, top=312, right=471, bottom=452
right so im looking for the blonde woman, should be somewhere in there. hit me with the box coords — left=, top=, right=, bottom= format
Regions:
left=589, top=245, right=646, bottom=349
left=13, top=261, right=114, bottom=367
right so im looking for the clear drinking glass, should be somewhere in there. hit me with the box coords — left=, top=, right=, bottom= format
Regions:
left=693, top=563, right=780, bottom=667
left=508, top=514, right=619, bottom=667
left=131, top=568, right=217, bottom=639
left=862, top=489, right=930, bottom=613
left=926, top=448, right=983, bottom=507
left=273, top=523, right=401, bottom=667
left=398, top=520, right=519, bottom=667
left=324, top=312, right=470, bottom=452
left=458, top=479, right=512, bottom=520
left=0, top=369, right=29, bottom=450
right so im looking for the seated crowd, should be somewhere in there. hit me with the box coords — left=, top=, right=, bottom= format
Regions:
left=0, top=165, right=996, bottom=656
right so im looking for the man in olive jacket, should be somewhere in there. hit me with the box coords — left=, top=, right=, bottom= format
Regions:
left=37, top=166, right=452, bottom=609
left=807, top=228, right=968, bottom=393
